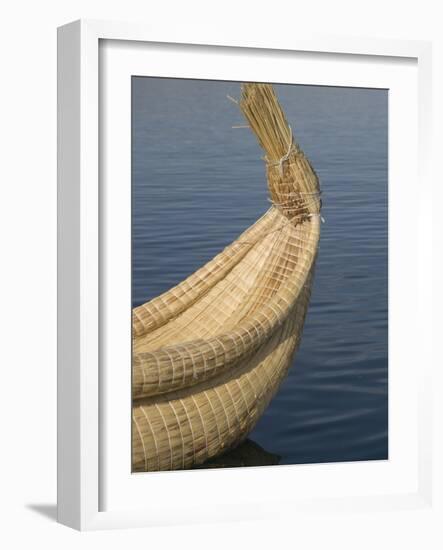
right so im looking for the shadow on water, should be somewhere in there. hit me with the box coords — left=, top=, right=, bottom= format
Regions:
left=194, top=439, right=281, bottom=469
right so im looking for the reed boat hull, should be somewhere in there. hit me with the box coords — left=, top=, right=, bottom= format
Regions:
left=132, top=83, right=322, bottom=471
left=132, top=268, right=314, bottom=472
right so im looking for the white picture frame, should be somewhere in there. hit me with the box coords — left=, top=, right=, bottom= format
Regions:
left=57, top=19, right=434, bottom=531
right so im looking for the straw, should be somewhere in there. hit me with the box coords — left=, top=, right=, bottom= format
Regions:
left=132, top=83, right=322, bottom=471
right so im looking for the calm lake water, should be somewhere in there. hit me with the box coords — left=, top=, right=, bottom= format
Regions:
left=132, top=77, right=388, bottom=466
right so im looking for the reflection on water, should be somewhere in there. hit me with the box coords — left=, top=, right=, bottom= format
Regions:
left=132, top=78, right=388, bottom=466
left=194, top=439, right=281, bottom=469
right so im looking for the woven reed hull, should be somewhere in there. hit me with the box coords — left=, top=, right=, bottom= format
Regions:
left=131, top=83, right=322, bottom=471
left=133, top=209, right=320, bottom=398
left=132, top=267, right=314, bottom=472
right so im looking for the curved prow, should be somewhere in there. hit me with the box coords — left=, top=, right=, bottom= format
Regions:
left=132, top=83, right=323, bottom=471
left=132, top=83, right=322, bottom=400
left=240, top=83, right=321, bottom=224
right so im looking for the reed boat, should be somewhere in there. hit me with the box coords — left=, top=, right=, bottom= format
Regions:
left=132, top=83, right=322, bottom=472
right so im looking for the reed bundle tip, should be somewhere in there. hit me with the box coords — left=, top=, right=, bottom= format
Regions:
left=239, top=83, right=295, bottom=162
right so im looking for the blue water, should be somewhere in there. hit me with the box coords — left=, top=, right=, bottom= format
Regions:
left=132, top=77, right=388, bottom=466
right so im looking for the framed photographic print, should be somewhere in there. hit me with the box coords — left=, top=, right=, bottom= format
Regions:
left=57, top=20, right=434, bottom=530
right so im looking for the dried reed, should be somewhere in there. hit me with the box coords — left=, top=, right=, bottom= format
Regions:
left=132, top=83, right=321, bottom=471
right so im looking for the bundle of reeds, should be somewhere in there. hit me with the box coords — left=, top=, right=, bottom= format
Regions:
left=132, top=83, right=321, bottom=472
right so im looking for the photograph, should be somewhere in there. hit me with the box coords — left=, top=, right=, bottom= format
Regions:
left=131, top=77, right=388, bottom=472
